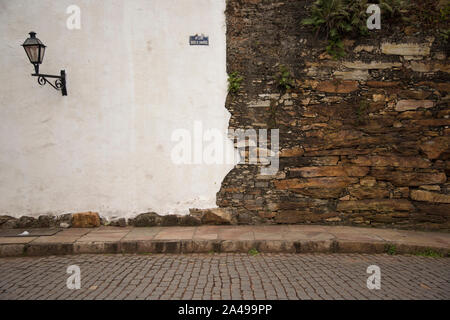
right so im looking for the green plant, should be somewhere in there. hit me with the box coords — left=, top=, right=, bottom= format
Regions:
left=301, top=0, right=350, bottom=39
left=440, top=2, right=450, bottom=20
left=248, top=248, right=260, bottom=256
left=301, top=0, right=352, bottom=58
left=385, top=244, right=397, bottom=255
left=440, top=29, right=450, bottom=43
left=301, top=0, right=412, bottom=58
left=414, top=249, right=444, bottom=258
left=228, top=71, right=243, bottom=94
left=326, top=36, right=346, bottom=58
left=301, top=0, right=375, bottom=58
left=407, top=0, right=449, bottom=28
left=347, top=0, right=370, bottom=36
left=438, top=2, right=450, bottom=43
left=276, top=65, right=294, bottom=91
left=378, top=0, right=406, bottom=19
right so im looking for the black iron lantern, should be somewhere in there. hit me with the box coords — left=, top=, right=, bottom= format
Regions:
left=22, top=31, right=67, bottom=96
left=22, top=32, right=46, bottom=74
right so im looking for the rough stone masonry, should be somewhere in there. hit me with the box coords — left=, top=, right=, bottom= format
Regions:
left=216, top=0, right=450, bottom=231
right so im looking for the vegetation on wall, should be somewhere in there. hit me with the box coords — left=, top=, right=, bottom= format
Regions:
left=377, top=0, right=404, bottom=18
left=441, top=29, right=450, bottom=44
left=301, top=0, right=371, bottom=58
left=302, top=0, right=450, bottom=58
left=404, top=0, right=449, bottom=47
left=412, top=0, right=450, bottom=46
left=228, top=71, right=243, bottom=94
left=412, top=0, right=449, bottom=27
left=267, top=65, right=294, bottom=128
left=275, top=65, right=294, bottom=91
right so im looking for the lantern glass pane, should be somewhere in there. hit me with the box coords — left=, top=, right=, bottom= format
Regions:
left=39, top=46, right=45, bottom=63
left=25, top=45, right=40, bottom=63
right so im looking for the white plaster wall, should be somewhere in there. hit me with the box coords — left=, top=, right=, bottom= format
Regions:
left=0, top=0, right=236, bottom=219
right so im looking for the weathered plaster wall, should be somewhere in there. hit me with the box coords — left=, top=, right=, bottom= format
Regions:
left=219, top=0, right=450, bottom=231
left=0, top=0, right=235, bottom=219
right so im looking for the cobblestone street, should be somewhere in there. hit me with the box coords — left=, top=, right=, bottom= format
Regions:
left=0, top=253, right=448, bottom=300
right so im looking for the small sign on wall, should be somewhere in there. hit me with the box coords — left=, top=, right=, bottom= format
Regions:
left=190, top=34, right=209, bottom=46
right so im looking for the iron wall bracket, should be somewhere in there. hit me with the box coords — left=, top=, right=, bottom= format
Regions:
left=31, top=70, right=67, bottom=96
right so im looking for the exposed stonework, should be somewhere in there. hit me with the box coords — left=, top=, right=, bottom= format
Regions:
left=333, top=69, right=370, bottom=81
left=191, top=208, right=237, bottom=225
left=218, top=0, right=450, bottom=231
left=395, top=100, right=435, bottom=112
left=381, top=43, right=431, bottom=56
left=0, top=214, right=73, bottom=229
left=409, top=61, right=450, bottom=73
left=410, top=190, right=450, bottom=204
left=316, top=80, right=359, bottom=93
left=337, top=199, right=416, bottom=212
left=127, top=210, right=240, bottom=227
left=342, top=61, right=403, bottom=70
left=72, top=212, right=101, bottom=228
left=420, top=137, right=450, bottom=159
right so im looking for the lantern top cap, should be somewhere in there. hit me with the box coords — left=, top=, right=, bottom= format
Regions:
left=22, top=31, right=46, bottom=47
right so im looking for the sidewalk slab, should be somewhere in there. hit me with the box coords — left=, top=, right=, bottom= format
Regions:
left=253, top=225, right=287, bottom=240
left=284, top=225, right=335, bottom=241
left=31, top=236, right=80, bottom=244
left=193, top=226, right=221, bottom=240
left=76, top=230, right=130, bottom=243
left=0, top=225, right=448, bottom=257
left=30, top=228, right=91, bottom=244
left=217, top=226, right=255, bottom=241
left=154, top=227, right=196, bottom=240
left=92, top=226, right=133, bottom=233
left=0, top=237, right=37, bottom=244
left=123, top=227, right=162, bottom=241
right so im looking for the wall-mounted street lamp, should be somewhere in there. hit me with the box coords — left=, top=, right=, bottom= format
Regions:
left=22, top=32, right=67, bottom=96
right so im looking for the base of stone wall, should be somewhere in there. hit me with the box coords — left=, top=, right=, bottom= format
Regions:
left=0, top=209, right=237, bottom=229
left=1, top=208, right=449, bottom=232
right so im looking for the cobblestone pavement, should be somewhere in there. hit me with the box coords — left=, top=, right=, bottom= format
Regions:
left=0, top=253, right=448, bottom=300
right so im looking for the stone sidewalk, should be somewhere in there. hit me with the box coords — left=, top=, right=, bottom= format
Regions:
left=0, top=225, right=449, bottom=257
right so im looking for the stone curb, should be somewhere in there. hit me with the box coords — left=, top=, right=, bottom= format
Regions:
left=0, top=239, right=448, bottom=258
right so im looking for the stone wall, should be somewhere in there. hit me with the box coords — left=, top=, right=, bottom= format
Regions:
left=217, top=0, right=450, bottom=231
